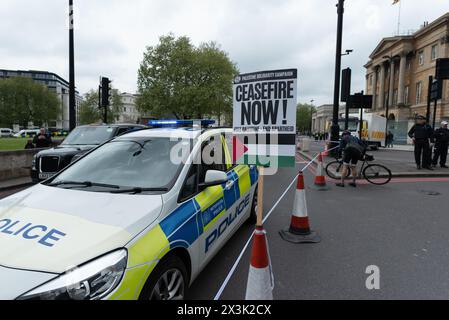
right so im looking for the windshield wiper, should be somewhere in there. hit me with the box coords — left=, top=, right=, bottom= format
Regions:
left=48, top=181, right=121, bottom=189
left=110, top=187, right=169, bottom=194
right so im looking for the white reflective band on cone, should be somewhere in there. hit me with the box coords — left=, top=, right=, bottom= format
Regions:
left=293, top=190, right=308, bottom=218
left=245, top=266, right=274, bottom=300
left=316, top=161, right=324, bottom=176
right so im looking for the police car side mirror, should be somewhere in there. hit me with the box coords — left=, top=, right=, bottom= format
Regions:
left=200, top=170, right=229, bottom=188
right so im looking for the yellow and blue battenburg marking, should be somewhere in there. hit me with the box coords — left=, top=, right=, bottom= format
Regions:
left=157, top=165, right=258, bottom=250
left=110, top=165, right=258, bottom=299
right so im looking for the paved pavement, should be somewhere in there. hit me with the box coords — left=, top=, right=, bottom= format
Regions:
left=0, top=176, right=33, bottom=191
left=301, top=140, right=449, bottom=177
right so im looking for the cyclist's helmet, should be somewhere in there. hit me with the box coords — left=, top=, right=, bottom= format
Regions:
left=342, top=130, right=351, bottom=137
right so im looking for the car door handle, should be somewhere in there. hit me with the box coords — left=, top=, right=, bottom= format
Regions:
left=225, top=180, right=235, bottom=190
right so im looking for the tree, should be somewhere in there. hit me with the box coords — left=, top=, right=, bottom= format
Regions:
left=136, top=34, right=238, bottom=121
left=78, top=90, right=100, bottom=125
left=0, top=77, right=59, bottom=128
left=78, top=89, right=123, bottom=125
left=296, top=103, right=316, bottom=133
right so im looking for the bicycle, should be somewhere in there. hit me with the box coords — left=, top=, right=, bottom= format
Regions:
left=325, top=153, right=392, bottom=185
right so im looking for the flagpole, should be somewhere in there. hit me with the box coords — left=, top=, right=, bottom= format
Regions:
left=397, top=0, right=402, bottom=35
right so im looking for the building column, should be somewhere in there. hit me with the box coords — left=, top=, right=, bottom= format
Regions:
left=372, top=66, right=378, bottom=110
left=397, top=54, right=407, bottom=106
left=388, top=59, right=396, bottom=108
left=378, top=63, right=386, bottom=110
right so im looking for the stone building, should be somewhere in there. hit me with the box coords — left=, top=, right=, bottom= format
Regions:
left=364, top=13, right=449, bottom=125
left=311, top=104, right=347, bottom=134
left=118, top=92, right=141, bottom=124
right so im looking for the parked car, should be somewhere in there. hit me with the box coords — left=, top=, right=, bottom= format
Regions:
left=48, top=128, right=69, bottom=137
left=13, top=129, right=41, bottom=138
left=31, top=124, right=147, bottom=182
left=0, top=128, right=13, bottom=137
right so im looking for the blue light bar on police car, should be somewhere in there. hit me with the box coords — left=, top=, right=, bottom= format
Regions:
left=148, top=120, right=216, bottom=127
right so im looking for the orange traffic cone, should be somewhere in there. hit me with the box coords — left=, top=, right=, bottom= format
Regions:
left=280, top=172, right=321, bottom=244
left=311, top=153, right=330, bottom=191
left=245, top=226, right=274, bottom=300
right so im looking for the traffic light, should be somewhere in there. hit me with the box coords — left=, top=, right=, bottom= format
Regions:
left=436, top=58, right=449, bottom=80
left=101, top=77, right=111, bottom=108
left=347, top=92, right=373, bottom=109
left=341, top=68, right=352, bottom=102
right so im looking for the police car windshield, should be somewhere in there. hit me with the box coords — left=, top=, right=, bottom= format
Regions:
left=62, top=126, right=115, bottom=146
left=51, top=138, right=187, bottom=191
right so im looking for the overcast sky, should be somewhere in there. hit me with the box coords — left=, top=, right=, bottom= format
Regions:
left=0, top=0, right=447, bottom=106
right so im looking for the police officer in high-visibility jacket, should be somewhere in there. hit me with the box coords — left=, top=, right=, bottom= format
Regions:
left=408, top=115, right=434, bottom=170
left=432, top=121, right=449, bottom=168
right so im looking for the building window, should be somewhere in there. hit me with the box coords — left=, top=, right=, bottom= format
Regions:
left=369, top=74, right=373, bottom=86
left=404, top=86, right=409, bottom=105
left=418, top=50, right=424, bottom=66
left=393, top=89, right=398, bottom=106
left=431, top=44, right=438, bottom=61
left=406, top=59, right=411, bottom=71
left=416, top=82, right=422, bottom=104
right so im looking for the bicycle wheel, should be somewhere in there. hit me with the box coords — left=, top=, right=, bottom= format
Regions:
left=325, top=161, right=350, bottom=180
left=363, top=164, right=392, bottom=185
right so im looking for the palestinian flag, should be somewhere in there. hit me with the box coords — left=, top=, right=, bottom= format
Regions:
left=233, top=133, right=296, bottom=167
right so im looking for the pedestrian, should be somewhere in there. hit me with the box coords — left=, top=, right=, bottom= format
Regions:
left=432, top=121, right=449, bottom=168
left=386, top=131, right=394, bottom=148
left=24, top=139, right=34, bottom=149
left=408, top=115, right=434, bottom=170
left=32, top=128, right=53, bottom=149
left=336, top=130, right=367, bottom=188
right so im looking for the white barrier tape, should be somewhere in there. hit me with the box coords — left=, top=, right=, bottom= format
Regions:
left=213, top=174, right=299, bottom=300
left=214, top=144, right=338, bottom=300
left=301, top=154, right=320, bottom=172
left=301, top=145, right=339, bottom=172
left=213, top=230, right=254, bottom=300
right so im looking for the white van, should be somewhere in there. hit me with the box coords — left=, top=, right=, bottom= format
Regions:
left=0, top=128, right=13, bottom=137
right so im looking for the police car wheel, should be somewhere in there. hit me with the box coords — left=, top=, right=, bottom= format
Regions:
left=247, top=185, right=258, bottom=224
left=139, top=255, right=188, bottom=301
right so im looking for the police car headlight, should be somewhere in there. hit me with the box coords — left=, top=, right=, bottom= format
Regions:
left=17, top=250, right=127, bottom=300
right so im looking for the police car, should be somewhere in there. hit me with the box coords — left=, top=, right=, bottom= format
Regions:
left=0, top=120, right=258, bottom=300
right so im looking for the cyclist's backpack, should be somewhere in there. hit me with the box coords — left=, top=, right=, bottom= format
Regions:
left=345, top=137, right=365, bottom=158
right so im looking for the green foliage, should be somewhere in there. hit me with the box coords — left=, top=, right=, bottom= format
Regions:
left=0, top=77, right=59, bottom=128
left=78, top=89, right=123, bottom=125
left=296, top=103, right=316, bottom=132
left=136, top=34, right=238, bottom=121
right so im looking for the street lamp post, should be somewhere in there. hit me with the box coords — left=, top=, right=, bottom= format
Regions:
left=331, top=0, right=345, bottom=156
left=310, top=99, right=315, bottom=136
left=69, top=0, right=76, bottom=131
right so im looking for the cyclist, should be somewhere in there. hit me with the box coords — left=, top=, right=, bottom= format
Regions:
left=336, top=130, right=367, bottom=188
